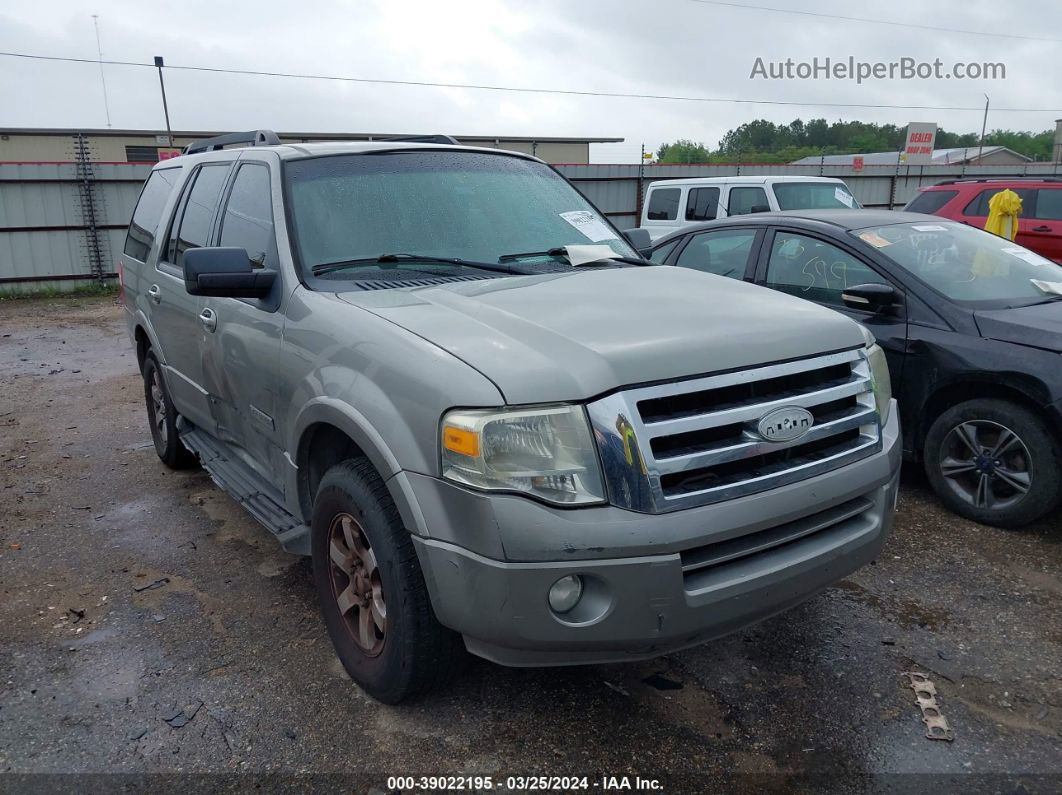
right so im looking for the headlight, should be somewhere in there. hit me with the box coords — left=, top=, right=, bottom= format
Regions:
left=440, top=404, right=606, bottom=505
left=866, top=343, right=892, bottom=423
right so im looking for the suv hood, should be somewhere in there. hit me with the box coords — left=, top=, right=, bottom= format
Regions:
left=975, top=301, right=1062, bottom=353
left=339, top=267, right=866, bottom=403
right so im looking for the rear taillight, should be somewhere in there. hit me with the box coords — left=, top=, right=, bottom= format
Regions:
left=117, top=261, right=125, bottom=306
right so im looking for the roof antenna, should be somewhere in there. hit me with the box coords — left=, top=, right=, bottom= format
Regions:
left=91, top=14, right=112, bottom=128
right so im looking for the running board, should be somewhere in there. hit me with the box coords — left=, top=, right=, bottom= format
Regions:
left=179, top=423, right=310, bottom=556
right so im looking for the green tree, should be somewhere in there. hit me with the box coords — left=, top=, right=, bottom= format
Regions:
left=707, top=118, right=1053, bottom=161
left=656, top=139, right=712, bottom=163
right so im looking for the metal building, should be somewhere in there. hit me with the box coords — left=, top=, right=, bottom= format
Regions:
left=0, top=128, right=621, bottom=166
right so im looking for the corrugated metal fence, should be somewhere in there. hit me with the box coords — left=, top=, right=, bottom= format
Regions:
left=0, top=160, right=149, bottom=291
left=2, top=154, right=1060, bottom=293
left=555, top=161, right=1062, bottom=231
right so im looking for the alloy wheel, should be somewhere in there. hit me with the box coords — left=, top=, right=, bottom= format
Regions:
left=939, top=420, right=1032, bottom=511
left=327, top=512, right=386, bottom=656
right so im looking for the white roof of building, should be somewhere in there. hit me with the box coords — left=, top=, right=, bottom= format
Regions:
left=791, top=146, right=1031, bottom=165
left=646, top=175, right=848, bottom=187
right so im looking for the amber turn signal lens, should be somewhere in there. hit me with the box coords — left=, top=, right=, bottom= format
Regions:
left=442, top=426, right=480, bottom=457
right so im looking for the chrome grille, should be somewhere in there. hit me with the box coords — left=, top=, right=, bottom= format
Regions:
left=586, top=348, right=881, bottom=513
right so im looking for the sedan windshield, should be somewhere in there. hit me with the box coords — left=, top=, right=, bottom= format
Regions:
left=851, top=221, right=1062, bottom=306
left=285, top=151, right=635, bottom=283
left=773, top=182, right=859, bottom=211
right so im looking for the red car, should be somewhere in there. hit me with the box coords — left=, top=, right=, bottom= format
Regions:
left=905, top=178, right=1062, bottom=264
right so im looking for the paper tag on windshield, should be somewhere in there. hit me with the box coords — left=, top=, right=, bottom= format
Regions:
left=1003, top=246, right=1051, bottom=266
left=858, top=230, right=892, bottom=248
left=564, top=244, right=617, bottom=266
left=835, top=187, right=854, bottom=207
left=560, top=210, right=614, bottom=242
left=1031, top=279, right=1062, bottom=296
left=912, top=224, right=947, bottom=232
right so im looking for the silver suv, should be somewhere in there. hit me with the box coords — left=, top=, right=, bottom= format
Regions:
left=121, top=130, right=901, bottom=703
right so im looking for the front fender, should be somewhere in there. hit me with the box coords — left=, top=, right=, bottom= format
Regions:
left=286, top=398, right=429, bottom=537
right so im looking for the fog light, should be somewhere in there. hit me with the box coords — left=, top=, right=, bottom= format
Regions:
left=548, top=574, right=583, bottom=613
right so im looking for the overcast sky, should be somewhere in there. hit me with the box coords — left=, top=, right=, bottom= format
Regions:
left=2, top=0, right=1060, bottom=162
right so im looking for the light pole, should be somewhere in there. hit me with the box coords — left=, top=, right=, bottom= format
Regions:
left=976, top=94, right=989, bottom=167
left=154, top=56, right=173, bottom=146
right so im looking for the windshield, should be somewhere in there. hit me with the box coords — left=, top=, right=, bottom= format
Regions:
left=851, top=221, right=1062, bottom=306
left=285, top=151, right=635, bottom=283
left=773, top=182, right=859, bottom=210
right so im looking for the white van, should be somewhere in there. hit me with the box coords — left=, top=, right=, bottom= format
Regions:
left=639, top=176, right=859, bottom=240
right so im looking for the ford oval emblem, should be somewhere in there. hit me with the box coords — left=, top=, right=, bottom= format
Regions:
left=756, top=406, right=814, bottom=442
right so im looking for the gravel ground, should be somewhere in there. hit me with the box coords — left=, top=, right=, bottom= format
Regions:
left=0, top=295, right=1059, bottom=793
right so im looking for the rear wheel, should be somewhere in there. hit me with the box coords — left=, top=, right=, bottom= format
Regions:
left=311, top=458, right=463, bottom=703
left=924, top=398, right=1061, bottom=527
left=142, top=353, right=196, bottom=469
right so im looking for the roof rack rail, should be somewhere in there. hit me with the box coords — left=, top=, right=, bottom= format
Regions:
left=379, top=134, right=460, bottom=145
left=183, top=130, right=281, bottom=155
left=935, top=176, right=1062, bottom=186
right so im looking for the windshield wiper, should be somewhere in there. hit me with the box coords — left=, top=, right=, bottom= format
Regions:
left=498, top=247, right=569, bottom=262
left=312, top=254, right=517, bottom=277
left=1027, top=295, right=1062, bottom=306
left=498, top=248, right=652, bottom=267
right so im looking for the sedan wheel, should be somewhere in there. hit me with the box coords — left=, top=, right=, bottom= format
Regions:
left=939, top=420, right=1031, bottom=511
left=924, top=398, right=1061, bottom=528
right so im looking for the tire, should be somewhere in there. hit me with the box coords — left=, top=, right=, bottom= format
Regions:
left=311, top=458, right=464, bottom=703
left=142, top=353, right=197, bottom=470
left=924, top=398, right=1061, bottom=528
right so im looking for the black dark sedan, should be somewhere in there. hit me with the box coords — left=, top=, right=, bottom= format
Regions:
left=646, top=209, right=1062, bottom=527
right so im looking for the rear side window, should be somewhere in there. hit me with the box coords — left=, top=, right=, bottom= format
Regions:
left=675, top=229, right=757, bottom=279
left=686, top=187, right=720, bottom=221
left=646, top=188, right=680, bottom=221
left=219, top=164, right=277, bottom=268
left=649, top=238, right=680, bottom=263
left=124, top=168, right=181, bottom=261
left=170, top=164, right=230, bottom=268
left=904, top=189, right=957, bottom=214
left=728, top=186, right=768, bottom=216
left=963, top=188, right=1035, bottom=217
left=1035, top=189, right=1062, bottom=220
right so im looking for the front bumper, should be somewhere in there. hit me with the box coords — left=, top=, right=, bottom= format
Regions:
left=411, top=401, right=901, bottom=666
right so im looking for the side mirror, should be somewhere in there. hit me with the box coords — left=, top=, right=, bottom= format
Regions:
left=623, top=228, right=654, bottom=259
left=183, top=247, right=276, bottom=298
left=750, top=204, right=771, bottom=214
left=842, top=283, right=898, bottom=314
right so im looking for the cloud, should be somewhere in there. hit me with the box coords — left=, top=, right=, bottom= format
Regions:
left=2, top=0, right=1058, bottom=163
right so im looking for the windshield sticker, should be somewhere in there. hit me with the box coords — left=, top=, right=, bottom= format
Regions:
left=835, top=187, right=854, bottom=208
left=857, top=230, right=892, bottom=248
left=564, top=244, right=618, bottom=266
left=1003, top=246, right=1052, bottom=266
left=911, top=224, right=947, bottom=232
left=1031, top=279, right=1062, bottom=296
left=560, top=210, right=614, bottom=242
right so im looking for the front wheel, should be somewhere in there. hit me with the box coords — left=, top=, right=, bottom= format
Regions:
left=924, top=398, right=1061, bottom=528
left=310, top=458, right=464, bottom=703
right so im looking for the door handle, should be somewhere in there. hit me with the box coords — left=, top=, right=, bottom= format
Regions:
left=147, top=284, right=161, bottom=304
left=1032, top=225, right=1052, bottom=233
left=199, top=307, right=217, bottom=333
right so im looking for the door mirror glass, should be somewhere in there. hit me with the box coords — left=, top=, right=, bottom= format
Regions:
left=183, top=247, right=276, bottom=298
